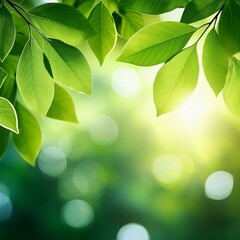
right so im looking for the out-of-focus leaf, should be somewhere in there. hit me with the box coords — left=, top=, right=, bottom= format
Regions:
left=181, top=0, right=225, bottom=23
left=219, top=0, right=240, bottom=56
left=118, top=22, right=196, bottom=66
left=202, top=29, right=228, bottom=96
left=0, top=4, right=16, bottom=61
left=88, top=2, right=116, bottom=65
left=0, top=126, right=9, bottom=160
left=12, top=103, right=41, bottom=166
left=120, top=11, right=144, bottom=40
left=43, top=39, right=92, bottom=94
left=16, top=36, right=54, bottom=117
left=28, top=3, right=96, bottom=45
left=118, top=0, right=191, bottom=14
left=0, top=67, right=7, bottom=88
left=0, top=96, right=18, bottom=133
left=47, top=84, right=78, bottom=123
left=223, top=58, right=240, bottom=118
left=154, top=45, right=199, bottom=116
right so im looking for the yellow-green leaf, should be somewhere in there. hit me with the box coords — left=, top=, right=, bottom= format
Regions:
left=0, top=96, right=18, bottom=133
left=154, top=45, right=199, bottom=116
left=16, top=36, right=54, bottom=117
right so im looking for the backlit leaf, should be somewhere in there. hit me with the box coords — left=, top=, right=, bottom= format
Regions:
left=118, top=0, right=191, bottom=14
left=43, top=39, right=92, bottom=94
left=118, top=22, right=196, bottom=66
left=223, top=58, right=240, bottom=118
left=202, top=29, right=228, bottom=95
left=47, top=83, right=78, bottom=123
left=181, top=0, right=225, bottom=23
left=28, top=3, right=96, bottom=46
left=154, top=45, right=199, bottom=116
left=16, top=36, right=54, bottom=117
left=0, top=4, right=16, bottom=61
left=88, top=2, right=116, bottom=65
left=0, top=67, right=7, bottom=88
left=13, top=103, right=41, bottom=166
left=0, top=96, right=18, bottom=133
left=218, top=0, right=240, bottom=56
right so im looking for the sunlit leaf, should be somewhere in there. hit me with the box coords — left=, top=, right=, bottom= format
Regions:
left=181, top=0, right=225, bottom=23
left=202, top=29, right=228, bottom=96
left=0, top=67, right=7, bottom=88
left=0, top=96, right=18, bottom=133
left=16, top=36, right=54, bottom=117
left=28, top=3, right=96, bottom=46
left=118, top=0, right=191, bottom=14
left=154, top=45, right=199, bottom=116
left=0, top=4, right=16, bottom=61
left=77, top=0, right=98, bottom=17
left=118, top=22, right=196, bottom=66
left=120, top=11, right=144, bottom=40
left=88, top=2, right=116, bottom=65
left=43, top=39, right=92, bottom=94
left=223, top=58, right=240, bottom=118
left=47, top=83, right=78, bottom=123
left=12, top=103, right=41, bottom=166
left=218, top=0, right=240, bottom=56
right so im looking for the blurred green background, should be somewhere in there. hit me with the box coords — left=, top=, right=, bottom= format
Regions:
left=1, top=1, right=240, bottom=240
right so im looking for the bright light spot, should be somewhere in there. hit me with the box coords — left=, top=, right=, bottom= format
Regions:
left=205, top=171, right=233, bottom=200
left=117, top=223, right=150, bottom=240
left=38, top=146, right=67, bottom=177
left=88, top=114, right=118, bottom=145
left=73, top=160, right=106, bottom=195
left=42, top=0, right=59, bottom=2
left=153, top=155, right=183, bottom=184
left=112, top=67, right=140, bottom=97
left=160, top=8, right=184, bottom=22
left=177, top=94, right=208, bottom=126
left=61, top=199, right=94, bottom=228
left=0, top=192, right=12, bottom=221
left=58, top=133, right=74, bottom=156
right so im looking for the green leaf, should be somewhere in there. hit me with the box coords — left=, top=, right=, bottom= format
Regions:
left=77, top=0, right=99, bottom=17
left=222, top=58, right=240, bottom=118
left=47, top=83, right=78, bottom=123
left=119, top=11, right=144, bottom=40
left=181, top=0, right=225, bottom=23
left=118, top=0, right=191, bottom=14
left=154, top=45, right=199, bottom=116
left=202, top=29, right=228, bottom=96
left=0, top=4, right=16, bottom=61
left=118, top=22, right=196, bottom=66
left=16, top=36, right=54, bottom=117
left=43, top=39, right=92, bottom=94
left=218, top=0, right=240, bottom=56
left=28, top=3, right=96, bottom=46
left=88, top=2, right=116, bottom=65
left=0, top=67, right=7, bottom=88
left=0, top=126, right=9, bottom=160
left=0, top=96, right=19, bottom=133
left=12, top=103, right=41, bottom=166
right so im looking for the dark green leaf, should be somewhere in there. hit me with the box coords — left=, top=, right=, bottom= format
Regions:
left=43, top=39, right=92, bottom=94
left=202, top=29, right=228, bottom=95
left=118, top=0, right=191, bottom=14
left=28, top=3, right=96, bottom=45
left=0, top=126, right=9, bottom=160
left=47, top=83, right=78, bottom=123
left=181, top=0, right=225, bottom=23
left=118, top=22, right=196, bottom=66
left=16, top=36, right=54, bottom=117
left=219, top=0, right=240, bottom=56
left=0, top=67, right=7, bottom=88
left=88, top=2, right=116, bottom=65
left=119, top=11, right=144, bottom=40
left=12, top=103, right=41, bottom=166
left=154, top=45, right=199, bottom=116
left=0, top=4, right=16, bottom=61
left=0, top=96, right=19, bottom=133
